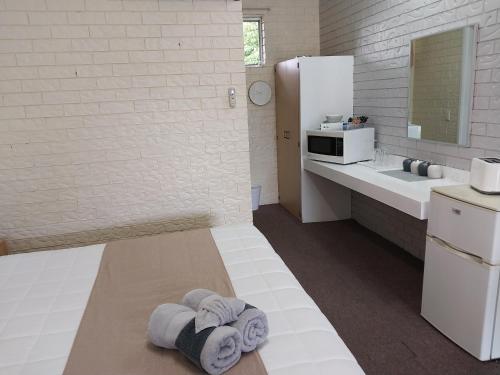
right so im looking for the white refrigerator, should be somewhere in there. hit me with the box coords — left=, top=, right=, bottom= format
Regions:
left=421, top=186, right=500, bottom=360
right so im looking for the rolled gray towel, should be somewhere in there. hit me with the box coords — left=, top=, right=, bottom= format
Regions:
left=182, top=289, right=246, bottom=333
left=181, top=289, right=269, bottom=352
left=231, top=305, right=269, bottom=352
left=148, top=303, right=242, bottom=375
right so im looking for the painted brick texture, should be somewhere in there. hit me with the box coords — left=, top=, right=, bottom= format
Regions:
left=320, top=0, right=500, bottom=171
left=352, top=191, right=428, bottom=260
left=244, top=0, right=320, bottom=204
left=320, top=0, right=500, bottom=258
left=0, top=0, right=252, bottom=252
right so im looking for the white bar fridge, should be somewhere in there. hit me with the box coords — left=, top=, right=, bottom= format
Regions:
left=421, top=188, right=500, bottom=361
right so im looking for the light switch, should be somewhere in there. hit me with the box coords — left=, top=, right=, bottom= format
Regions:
left=228, top=87, right=236, bottom=108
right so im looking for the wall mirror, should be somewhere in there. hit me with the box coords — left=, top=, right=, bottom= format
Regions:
left=407, top=25, right=477, bottom=146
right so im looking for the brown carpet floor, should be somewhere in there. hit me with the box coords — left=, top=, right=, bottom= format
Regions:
left=253, top=204, right=500, bottom=375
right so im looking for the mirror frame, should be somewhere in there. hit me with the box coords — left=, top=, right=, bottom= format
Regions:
left=407, top=24, right=478, bottom=147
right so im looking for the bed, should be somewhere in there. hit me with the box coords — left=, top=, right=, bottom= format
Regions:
left=0, top=224, right=364, bottom=375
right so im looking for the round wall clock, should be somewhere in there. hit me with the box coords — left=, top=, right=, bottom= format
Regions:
left=248, top=81, right=272, bottom=106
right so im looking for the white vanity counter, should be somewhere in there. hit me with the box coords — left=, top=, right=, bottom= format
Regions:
left=303, top=158, right=469, bottom=220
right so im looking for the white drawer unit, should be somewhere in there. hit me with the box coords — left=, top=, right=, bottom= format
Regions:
left=428, top=191, right=500, bottom=264
left=422, top=185, right=500, bottom=361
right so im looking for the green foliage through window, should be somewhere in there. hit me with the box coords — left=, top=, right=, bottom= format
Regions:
left=243, top=18, right=263, bottom=66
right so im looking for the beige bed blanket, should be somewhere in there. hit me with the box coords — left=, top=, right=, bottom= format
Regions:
left=63, top=229, right=267, bottom=375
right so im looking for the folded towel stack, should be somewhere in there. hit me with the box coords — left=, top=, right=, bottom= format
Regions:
left=182, top=289, right=269, bottom=352
left=147, top=289, right=269, bottom=375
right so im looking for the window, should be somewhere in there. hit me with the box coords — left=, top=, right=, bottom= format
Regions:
left=243, top=17, right=264, bottom=66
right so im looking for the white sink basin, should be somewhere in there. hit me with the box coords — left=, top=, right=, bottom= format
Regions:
left=379, top=169, right=432, bottom=182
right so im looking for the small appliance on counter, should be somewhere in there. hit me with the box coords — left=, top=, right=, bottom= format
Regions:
left=470, top=157, right=500, bottom=194
left=320, top=114, right=344, bottom=131
left=320, top=122, right=343, bottom=131
left=306, top=127, right=374, bottom=165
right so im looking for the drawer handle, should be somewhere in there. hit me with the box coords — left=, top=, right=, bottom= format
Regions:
left=452, top=208, right=462, bottom=215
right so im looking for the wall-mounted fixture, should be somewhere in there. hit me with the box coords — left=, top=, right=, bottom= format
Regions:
left=407, top=25, right=478, bottom=146
left=248, top=81, right=272, bottom=106
left=228, top=87, right=236, bottom=108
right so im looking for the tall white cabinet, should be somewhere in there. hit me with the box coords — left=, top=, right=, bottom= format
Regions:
left=275, top=56, right=354, bottom=222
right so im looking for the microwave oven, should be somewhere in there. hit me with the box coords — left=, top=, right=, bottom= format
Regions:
left=306, top=128, right=374, bottom=164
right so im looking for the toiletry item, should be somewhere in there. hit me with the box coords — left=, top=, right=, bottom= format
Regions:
left=403, top=158, right=415, bottom=172
left=427, top=164, right=443, bottom=179
left=418, top=161, right=432, bottom=177
left=410, top=160, right=421, bottom=174
left=342, top=123, right=365, bottom=130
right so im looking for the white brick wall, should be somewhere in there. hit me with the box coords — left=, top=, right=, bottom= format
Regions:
left=0, top=0, right=252, bottom=252
left=320, top=0, right=500, bottom=171
left=320, top=0, right=500, bottom=258
left=244, top=0, right=320, bottom=204
left=351, top=191, right=427, bottom=260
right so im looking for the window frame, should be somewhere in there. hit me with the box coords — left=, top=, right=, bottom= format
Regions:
left=243, top=16, right=265, bottom=67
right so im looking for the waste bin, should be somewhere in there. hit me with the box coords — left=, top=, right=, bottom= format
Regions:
left=251, top=185, right=261, bottom=211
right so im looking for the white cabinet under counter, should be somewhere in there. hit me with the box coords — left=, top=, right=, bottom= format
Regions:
left=302, top=158, right=467, bottom=221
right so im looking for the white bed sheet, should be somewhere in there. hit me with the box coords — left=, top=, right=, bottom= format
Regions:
left=0, top=224, right=364, bottom=375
